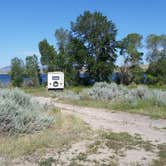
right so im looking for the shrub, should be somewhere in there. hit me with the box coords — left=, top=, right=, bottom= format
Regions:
left=0, top=88, right=53, bottom=134
left=53, top=82, right=166, bottom=108
left=82, top=82, right=166, bottom=106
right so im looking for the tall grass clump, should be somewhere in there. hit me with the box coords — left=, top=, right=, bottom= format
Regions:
left=0, top=88, right=53, bottom=134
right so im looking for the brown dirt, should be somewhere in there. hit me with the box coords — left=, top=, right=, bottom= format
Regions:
left=36, top=97, right=166, bottom=144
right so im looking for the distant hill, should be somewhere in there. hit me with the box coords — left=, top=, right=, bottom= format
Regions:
left=0, top=66, right=11, bottom=74
left=0, top=65, right=46, bottom=74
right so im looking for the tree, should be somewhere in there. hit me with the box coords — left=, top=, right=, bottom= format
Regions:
left=146, top=34, right=166, bottom=85
left=147, top=57, right=166, bottom=84
left=10, top=57, right=24, bottom=87
left=146, top=34, right=162, bottom=62
left=25, top=54, right=41, bottom=86
left=146, top=34, right=166, bottom=62
left=38, top=39, right=57, bottom=72
left=120, top=33, right=143, bottom=66
left=54, top=28, right=70, bottom=72
left=71, top=11, right=117, bottom=82
left=119, top=33, right=143, bottom=84
left=67, top=36, right=89, bottom=85
left=55, top=28, right=69, bottom=52
left=54, top=28, right=78, bottom=86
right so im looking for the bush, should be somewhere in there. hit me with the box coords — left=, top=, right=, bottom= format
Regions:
left=52, top=82, right=166, bottom=108
left=0, top=88, right=53, bottom=134
left=83, top=82, right=166, bottom=106
left=87, top=82, right=166, bottom=106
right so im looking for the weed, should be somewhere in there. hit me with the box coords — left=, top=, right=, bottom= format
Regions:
left=38, top=157, right=55, bottom=166
left=152, top=143, right=166, bottom=166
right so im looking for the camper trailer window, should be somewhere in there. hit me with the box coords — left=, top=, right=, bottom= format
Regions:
left=52, top=76, right=60, bottom=80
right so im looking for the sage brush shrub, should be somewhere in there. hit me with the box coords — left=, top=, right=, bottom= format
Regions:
left=0, top=88, right=53, bottom=134
left=84, top=82, right=166, bottom=106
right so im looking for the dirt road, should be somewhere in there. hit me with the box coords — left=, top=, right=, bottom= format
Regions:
left=36, top=97, right=166, bottom=144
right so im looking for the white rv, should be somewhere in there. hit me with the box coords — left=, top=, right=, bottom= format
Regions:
left=47, top=72, right=64, bottom=90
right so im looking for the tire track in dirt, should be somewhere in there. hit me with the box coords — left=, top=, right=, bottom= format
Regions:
left=35, top=97, right=166, bottom=144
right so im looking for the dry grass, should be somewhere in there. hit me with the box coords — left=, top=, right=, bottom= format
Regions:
left=0, top=109, right=91, bottom=159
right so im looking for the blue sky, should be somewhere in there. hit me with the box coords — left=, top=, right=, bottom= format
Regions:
left=0, top=0, right=166, bottom=67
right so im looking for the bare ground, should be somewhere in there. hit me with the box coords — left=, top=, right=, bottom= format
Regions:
left=36, top=97, right=166, bottom=144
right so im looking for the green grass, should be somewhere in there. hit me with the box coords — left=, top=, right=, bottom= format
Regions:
left=65, top=85, right=90, bottom=93
left=39, top=157, right=56, bottom=166
left=100, top=132, right=153, bottom=152
left=61, top=99, right=166, bottom=119
left=152, top=144, right=166, bottom=166
left=22, top=87, right=50, bottom=97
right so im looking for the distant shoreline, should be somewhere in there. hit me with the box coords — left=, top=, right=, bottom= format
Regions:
left=0, top=73, right=9, bottom=75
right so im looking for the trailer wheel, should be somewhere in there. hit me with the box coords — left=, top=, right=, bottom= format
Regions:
left=53, top=81, right=58, bottom=87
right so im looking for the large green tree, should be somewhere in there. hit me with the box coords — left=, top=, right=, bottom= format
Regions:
left=38, top=39, right=57, bottom=72
left=119, top=33, right=143, bottom=84
left=54, top=28, right=77, bottom=85
left=147, top=57, right=166, bottom=84
left=146, top=34, right=166, bottom=62
left=71, top=11, right=117, bottom=82
left=146, top=34, right=166, bottom=84
left=55, top=28, right=69, bottom=52
left=25, top=54, right=41, bottom=86
left=67, top=37, right=88, bottom=68
left=54, top=28, right=70, bottom=72
left=120, top=33, right=143, bottom=66
left=10, top=57, right=24, bottom=87
left=67, top=36, right=89, bottom=85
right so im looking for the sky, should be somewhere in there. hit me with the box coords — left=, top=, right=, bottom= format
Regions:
left=0, top=0, right=166, bottom=67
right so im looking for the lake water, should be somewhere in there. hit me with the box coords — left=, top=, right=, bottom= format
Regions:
left=0, top=74, right=47, bottom=85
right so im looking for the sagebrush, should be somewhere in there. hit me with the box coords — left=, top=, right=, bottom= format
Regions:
left=0, top=88, right=53, bottom=134
left=54, top=82, right=166, bottom=107
left=87, top=82, right=166, bottom=106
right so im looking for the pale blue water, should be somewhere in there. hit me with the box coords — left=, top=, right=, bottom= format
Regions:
left=0, top=74, right=47, bottom=85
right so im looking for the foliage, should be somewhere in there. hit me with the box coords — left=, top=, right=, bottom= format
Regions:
left=10, top=57, right=24, bottom=87
left=120, top=33, right=143, bottom=66
left=147, top=57, right=166, bottom=84
left=146, top=34, right=166, bottom=62
left=36, top=11, right=166, bottom=86
left=54, top=28, right=76, bottom=85
left=55, top=28, right=69, bottom=52
left=57, top=82, right=166, bottom=108
left=86, top=82, right=166, bottom=106
left=0, top=88, right=53, bottom=134
left=39, top=39, right=57, bottom=72
left=71, top=10, right=117, bottom=82
left=25, top=54, right=41, bottom=87
left=119, top=33, right=143, bottom=85
left=128, top=65, right=144, bottom=84
left=54, top=28, right=70, bottom=72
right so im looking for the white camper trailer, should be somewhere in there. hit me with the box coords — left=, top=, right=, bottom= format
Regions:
left=47, top=72, right=64, bottom=90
